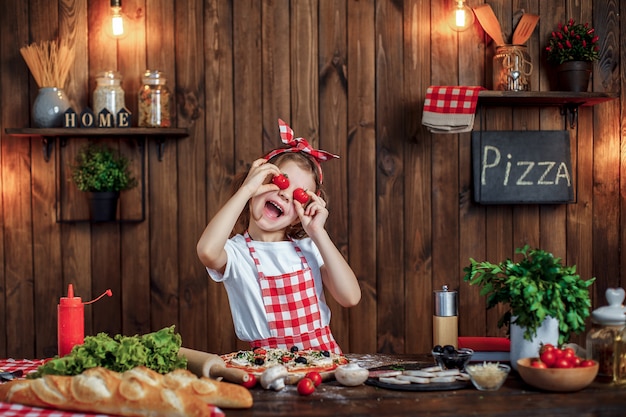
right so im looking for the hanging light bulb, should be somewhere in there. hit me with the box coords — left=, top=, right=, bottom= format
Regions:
left=448, top=0, right=475, bottom=32
left=106, top=0, right=128, bottom=39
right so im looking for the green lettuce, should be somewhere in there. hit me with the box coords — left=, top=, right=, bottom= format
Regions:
left=28, top=325, right=187, bottom=378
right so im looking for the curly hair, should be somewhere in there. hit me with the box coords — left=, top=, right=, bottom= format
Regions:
left=231, top=151, right=327, bottom=240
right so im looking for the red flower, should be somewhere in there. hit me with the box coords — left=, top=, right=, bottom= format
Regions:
left=546, top=18, right=600, bottom=65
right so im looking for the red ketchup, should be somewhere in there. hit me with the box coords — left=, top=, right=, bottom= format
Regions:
left=57, top=285, right=112, bottom=357
left=57, top=284, right=83, bottom=357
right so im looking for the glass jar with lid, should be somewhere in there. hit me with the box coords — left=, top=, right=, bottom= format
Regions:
left=585, top=288, right=626, bottom=379
left=492, top=45, right=533, bottom=91
left=138, top=69, right=172, bottom=127
left=93, top=70, right=125, bottom=118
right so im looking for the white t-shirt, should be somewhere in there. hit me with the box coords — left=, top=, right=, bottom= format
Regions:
left=207, top=234, right=331, bottom=342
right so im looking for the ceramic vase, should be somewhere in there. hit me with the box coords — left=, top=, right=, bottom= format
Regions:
left=556, top=61, right=593, bottom=92
left=32, top=87, right=70, bottom=128
left=510, top=316, right=559, bottom=370
left=89, top=191, right=120, bottom=222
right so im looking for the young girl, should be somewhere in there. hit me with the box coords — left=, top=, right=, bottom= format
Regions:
left=197, top=119, right=361, bottom=354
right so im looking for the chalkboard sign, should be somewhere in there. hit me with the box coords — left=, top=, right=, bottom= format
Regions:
left=472, top=130, right=573, bottom=204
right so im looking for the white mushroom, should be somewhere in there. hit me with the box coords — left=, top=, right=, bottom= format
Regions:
left=260, top=365, right=289, bottom=390
left=335, top=363, right=370, bottom=386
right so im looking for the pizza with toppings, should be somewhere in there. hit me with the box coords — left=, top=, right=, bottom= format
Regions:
left=221, top=347, right=348, bottom=375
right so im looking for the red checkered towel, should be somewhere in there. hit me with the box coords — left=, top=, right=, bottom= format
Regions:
left=422, top=86, right=485, bottom=133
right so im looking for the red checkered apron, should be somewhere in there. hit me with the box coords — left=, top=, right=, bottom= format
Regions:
left=244, top=233, right=341, bottom=353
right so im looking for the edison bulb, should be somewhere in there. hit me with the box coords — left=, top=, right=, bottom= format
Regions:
left=448, top=1, right=475, bottom=32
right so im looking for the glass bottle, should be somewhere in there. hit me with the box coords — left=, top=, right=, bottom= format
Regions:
left=138, top=70, right=172, bottom=127
left=492, top=45, right=532, bottom=91
left=614, top=309, right=626, bottom=384
left=586, top=288, right=626, bottom=379
left=93, top=70, right=125, bottom=118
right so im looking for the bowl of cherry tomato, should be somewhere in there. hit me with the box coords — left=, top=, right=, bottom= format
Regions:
left=517, top=344, right=599, bottom=392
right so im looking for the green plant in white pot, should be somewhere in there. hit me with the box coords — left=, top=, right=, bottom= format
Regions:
left=463, top=245, right=595, bottom=368
left=70, top=143, right=137, bottom=221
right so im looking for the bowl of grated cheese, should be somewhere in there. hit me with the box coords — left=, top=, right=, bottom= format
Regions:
left=464, top=362, right=510, bottom=391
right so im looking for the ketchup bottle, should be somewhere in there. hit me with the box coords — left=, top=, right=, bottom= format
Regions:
left=58, top=284, right=84, bottom=357
left=57, top=284, right=112, bottom=357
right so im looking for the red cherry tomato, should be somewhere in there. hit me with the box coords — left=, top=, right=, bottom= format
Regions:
left=555, top=358, right=572, bottom=369
left=293, top=188, right=310, bottom=204
left=272, top=174, right=290, bottom=190
left=553, top=348, right=565, bottom=359
left=580, top=359, right=596, bottom=368
left=539, top=350, right=557, bottom=367
left=562, top=347, right=576, bottom=362
left=241, top=373, right=257, bottom=388
left=297, top=377, right=316, bottom=396
left=305, top=371, right=322, bottom=387
left=570, top=356, right=582, bottom=367
left=531, top=360, right=547, bottom=369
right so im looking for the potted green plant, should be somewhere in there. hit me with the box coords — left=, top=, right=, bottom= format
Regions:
left=463, top=245, right=595, bottom=367
left=70, top=143, right=137, bottom=221
left=545, top=18, right=600, bottom=92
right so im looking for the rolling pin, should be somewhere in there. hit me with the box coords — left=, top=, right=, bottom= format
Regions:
left=178, top=347, right=250, bottom=384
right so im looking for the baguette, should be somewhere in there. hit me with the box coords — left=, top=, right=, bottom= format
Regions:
left=0, top=366, right=252, bottom=416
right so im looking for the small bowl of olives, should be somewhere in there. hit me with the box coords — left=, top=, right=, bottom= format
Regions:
left=431, top=345, right=474, bottom=370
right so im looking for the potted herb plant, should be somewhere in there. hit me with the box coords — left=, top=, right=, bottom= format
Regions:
left=463, top=245, right=595, bottom=368
left=545, top=18, right=600, bottom=92
left=70, top=143, right=137, bottom=221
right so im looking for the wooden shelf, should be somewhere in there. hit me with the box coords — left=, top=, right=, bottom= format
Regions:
left=4, top=127, right=189, bottom=161
left=477, top=91, right=618, bottom=128
left=4, top=127, right=190, bottom=224
left=5, top=127, right=189, bottom=137
left=477, top=91, right=618, bottom=107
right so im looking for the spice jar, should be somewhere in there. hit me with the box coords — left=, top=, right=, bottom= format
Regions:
left=93, top=70, right=125, bottom=118
left=585, top=288, right=626, bottom=378
left=492, top=45, right=532, bottom=91
left=138, top=69, right=172, bottom=127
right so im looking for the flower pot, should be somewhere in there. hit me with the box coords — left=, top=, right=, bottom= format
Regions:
left=89, top=191, right=119, bottom=222
left=32, top=87, right=71, bottom=127
left=510, top=316, right=559, bottom=371
left=556, top=61, right=593, bottom=92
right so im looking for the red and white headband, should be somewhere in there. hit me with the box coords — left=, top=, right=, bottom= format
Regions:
left=263, top=119, right=339, bottom=183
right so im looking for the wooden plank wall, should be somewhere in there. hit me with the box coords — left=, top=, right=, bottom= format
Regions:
left=0, top=0, right=623, bottom=359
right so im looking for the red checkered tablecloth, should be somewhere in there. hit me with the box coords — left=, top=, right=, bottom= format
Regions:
left=1, top=359, right=225, bottom=417
left=0, top=402, right=110, bottom=417
left=0, top=358, right=47, bottom=375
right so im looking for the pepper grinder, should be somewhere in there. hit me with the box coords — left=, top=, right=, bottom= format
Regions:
left=57, top=284, right=84, bottom=357
left=433, top=285, right=458, bottom=348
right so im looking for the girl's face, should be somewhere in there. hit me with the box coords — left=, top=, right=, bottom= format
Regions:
left=248, top=159, right=316, bottom=240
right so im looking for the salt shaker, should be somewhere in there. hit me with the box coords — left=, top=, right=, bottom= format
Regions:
left=433, top=285, right=458, bottom=348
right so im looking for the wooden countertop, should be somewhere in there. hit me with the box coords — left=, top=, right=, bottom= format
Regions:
left=226, top=353, right=626, bottom=417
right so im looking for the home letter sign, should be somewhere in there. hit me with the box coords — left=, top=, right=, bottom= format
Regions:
left=472, top=130, right=573, bottom=204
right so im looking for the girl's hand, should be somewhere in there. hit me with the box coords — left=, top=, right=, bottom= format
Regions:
left=241, top=158, right=282, bottom=197
left=295, top=191, right=328, bottom=236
